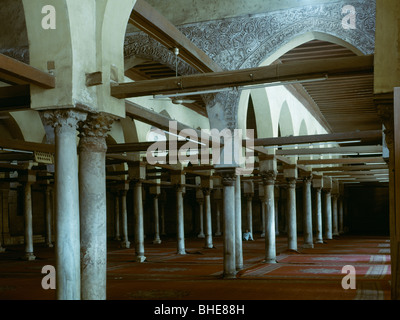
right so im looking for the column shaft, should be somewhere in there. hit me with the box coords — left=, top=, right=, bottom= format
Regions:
left=314, top=188, right=324, bottom=244
left=120, top=190, right=130, bottom=248
left=45, top=110, right=86, bottom=300
left=287, top=180, right=297, bottom=251
left=79, top=115, right=112, bottom=300
left=303, top=179, right=314, bottom=248
left=153, top=195, right=161, bottom=244
left=235, top=174, right=243, bottom=271
left=222, top=172, right=236, bottom=278
left=176, top=187, right=186, bottom=255
left=45, top=187, right=54, bottom=247
left=23, top=181, right=35, bottom=260
left=133, top=182, right=146, bottom=262
left=332, top=195, right=339, bottom=236
left=324, top=190, right=333, bottom=240
left=264, top=181, right=276, bottom=263
left=204, top=190, right=213, bottom=248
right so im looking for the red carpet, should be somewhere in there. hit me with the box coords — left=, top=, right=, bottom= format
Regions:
left=0, top=235, right=392, bottom=300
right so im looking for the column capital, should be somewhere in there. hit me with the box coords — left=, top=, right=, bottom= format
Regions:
left=78, top=113, right=114, bottom=153
left=261, top=170, right=277, bottom=185
left=286, top=178, right=297, bottom=189
left=217, top=169, right=237, bottom=187
left=202, top=188, right=211, bottom=196
left=42, top=109, right=87, bottom=133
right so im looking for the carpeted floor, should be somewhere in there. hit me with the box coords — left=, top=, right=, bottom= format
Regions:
left=0, top=234, right=392, bottom=300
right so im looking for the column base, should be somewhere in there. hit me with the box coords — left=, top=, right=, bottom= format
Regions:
left=114, top=236, right=121, bottom=241
left=0, top=247, right=5, bottom=253
left=135, top=255, right=146, bottom=263
left=260, top=233, right=265, bottom=238
left=177, top=249, right=186, bottom=255
left=302, top=243, right=314, bottom=249
left=22, top=252, right=36, bottom=261
left=197, top=233, right=205, bottom=238
left=46, top=243, right=54, bottom=248
left=223, top=272, right=237, bottom=279
left=152, top=239, right=162, bottom=244
left=120, top=241, right=131, bottom=248
left=215, top=232, right=222, bottom=236
left=263, top=258, right=277, bottom=264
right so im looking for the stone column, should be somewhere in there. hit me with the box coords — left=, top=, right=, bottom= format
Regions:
left=45, top=185, right=54, bottom=248
left=132, top=180, right=146, bottom=262
left=313, top=182, right=324, bottom=244
left=262, top=171, right=277, bottom=263
left=302, top=175, right=314, bottom=248
left=21, top=171, right=36, bottom=261
left=0, top=183, right=11, bottom=250
left=114, top=192, right=121, bottom=241
left=245, top=194, right=253, bottom=237
left=323, top=177, right=333, bottom=240
left=213, top=188, right=222, bottom=236
left=284, top=163, right=298, bottom=251
left=258, top=182, right=265, bottom=237
left=152, top=195, right=161, bottom=244
left=235, top=173, right=243, bottom=271
left=203, top=188, right=213, bottom=248
left=120, top=185, right=130, bottom=249
left=332, top=194, right=339, bottom=237
left=275, top=186, right=280, bottom=236
left=196, top=191, right=205, bottom=238
left=160, top=191, right=167, bottom=236
left=43, top=109, right=87, bottom=300
left=78, top=114, right=112, bottom=300
left=219, top=169, right=236, bottom=279
left=172, top=169, right=186, bottom=255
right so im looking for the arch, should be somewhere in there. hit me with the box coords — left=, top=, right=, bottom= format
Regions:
left=298, top=119, right=308, bottom=136
left=278, top=101, right=294, bottom=138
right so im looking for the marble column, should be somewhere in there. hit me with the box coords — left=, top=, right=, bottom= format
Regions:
left=114, top=193, right=121, bottom=241
left=302, top=176, right=314, bottom=248
left=132, top=180, right=146, bottom=262
left=120, top=188, right=130, bottom=248
left=323, top=189, right=333, bottom=240
left=245, top=194, right=253, bottom=237
left=275, top=186, right=280, bottom=236
left=152, top=195, right=162, bottom=244
left=0, top=185, right=10, bottom=251
left=78, top=114, right=112, bottom=300
left=160, top=194, right=166, bottom=236
left=260, top=195, right=266, bottom=237
left=235, top=174, right=243, bottom=271
left=197, top=197, right=205, bottom=238
left=175, top=184, right=186, bottom=255
left=262, top=171, right=277, bottom=263
left=314, top=187, right=324, bottom=244
left=214, top=189, right=222, bottom=236
left=22, top=174, right=36, bottom=261
left=286, top=178, right=298, bottom=251
left=45, top=185, right=54, bottom=248
left=332, top=194, right=339, bottom=237
left=203, top=188, right=213, bottom=248
left=43, top=109, right=87, bottom=300
left=220, top=169, right=236, bottom=279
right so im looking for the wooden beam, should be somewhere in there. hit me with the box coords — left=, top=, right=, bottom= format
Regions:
left=111, top=55, right=374, bottom=99
left=252, top=130, right=382, bottom=147
left=312, top=164, right=388, bottom=172
left=0, top=138, right=54, bottom=154
left=276, top=145, right=382, bottom=156
left=297, top=157, right=385, bottom=165
left=130, top=0, right=223, bottom=74
left=0, top=53, right=55, bottom=88
left=0, top=85, right=30, bottom=111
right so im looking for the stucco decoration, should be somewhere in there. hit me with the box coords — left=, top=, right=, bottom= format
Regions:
left=124, top=0, right=375, bottom=130
left=180, top=0, right=375, bottom=70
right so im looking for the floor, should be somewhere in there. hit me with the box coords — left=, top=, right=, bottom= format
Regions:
left=0, top=234, right=392, bottom=300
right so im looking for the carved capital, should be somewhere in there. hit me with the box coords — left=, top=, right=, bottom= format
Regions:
left=42, top=109, right=87, bottom=135
left=286, top=178, right=297, bottom=189
left=78, top=114, right=114, bottom=153
left=261, top=170, right=277, bottom=185
left=218, top=169, right=237, bottom=187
